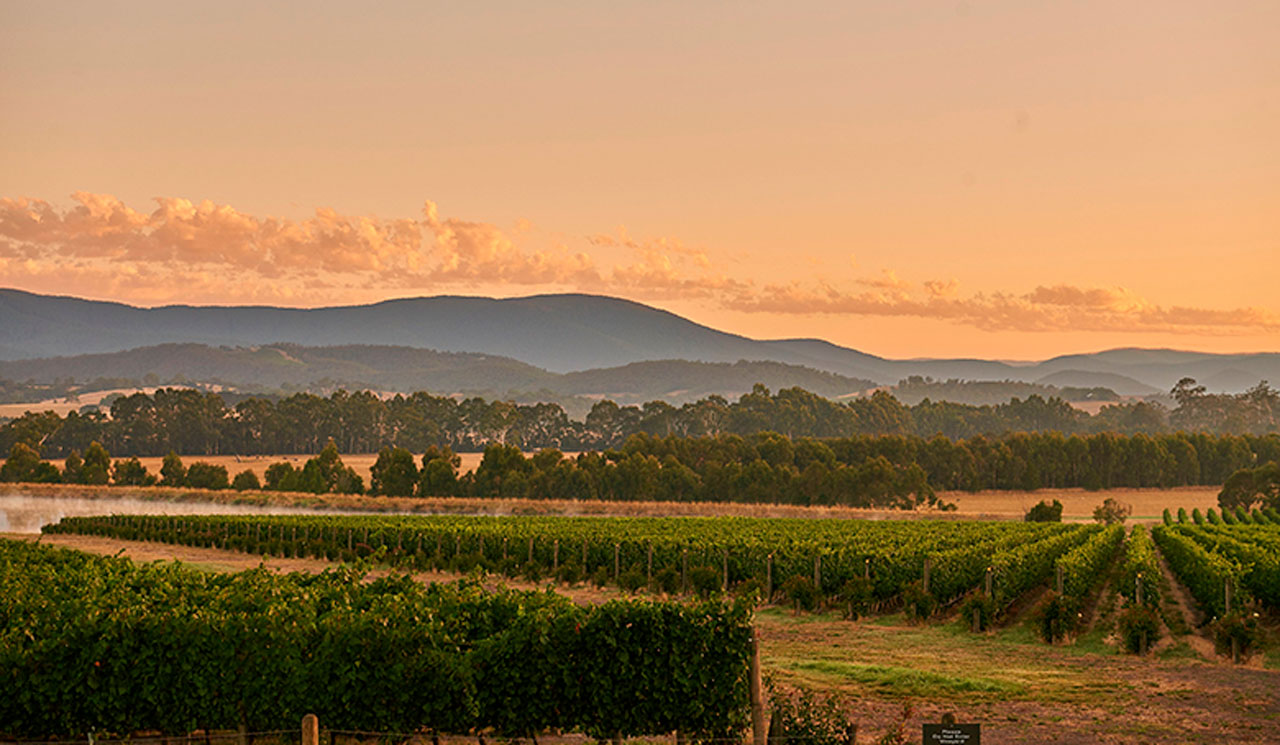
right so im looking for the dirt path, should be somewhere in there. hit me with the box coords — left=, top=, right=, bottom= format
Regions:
left=1153, top=541, right=1219, bottom=660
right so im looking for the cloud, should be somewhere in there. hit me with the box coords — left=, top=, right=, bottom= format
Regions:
left=722, top=282, right=1280, bottom=335
left=2, top=191, right=1276, bottom=336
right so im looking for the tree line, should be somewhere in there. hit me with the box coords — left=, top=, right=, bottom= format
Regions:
left=5, top=427, right=1280, bottom=508
left=1, top=378, right=1277, bottom=460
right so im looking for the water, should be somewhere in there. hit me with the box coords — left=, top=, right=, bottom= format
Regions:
left=0, top=491, right=369, bottom=534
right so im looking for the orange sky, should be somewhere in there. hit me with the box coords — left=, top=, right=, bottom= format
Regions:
left=1, top=1, right=1277, bottom=360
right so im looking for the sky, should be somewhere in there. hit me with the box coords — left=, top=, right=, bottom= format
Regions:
left=1, top=0, right=1277, bottom=360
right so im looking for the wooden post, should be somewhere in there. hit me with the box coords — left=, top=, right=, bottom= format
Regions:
left=528, top=536, right=534, bottom=563
left=749, top=628, right=766, bottom=745
left=301, top=714, right=318, bottom=745
left=455, top=534, right=461, bottom=557
left=984, top=567, right=993, bottom=597
left=478, top=535, right=484, bottom=558
left=583, top=538, right=588, bottom=566
left=1055, top=564, right=1064, bottom=595
left=1232, top=637, right=1241, bottom=664
left=553, top=539, right=560, bottom=570
left=1225, top=577, right=1233, bottom=615
left=722, top=548, right=729, bottom=591
left=614, top=543, right=621, bottom=579
left=864, top=557, right=871, bottom=580
left=1136, top=574, right=1143, bottom=606
left=922, top=556, right=931, bottom=595
left=766, top=554, right=773, bottom=601
left=647, top=542, right=653, bottom=582
left=814, top=554, right=822, bottom=590
left=347, top=528, right=352, bottom=551
left=681, top=549, right=688, bottom=594
left=502, top=536, right=508, bottom=560
left=972, top=607, right=981, bottom=633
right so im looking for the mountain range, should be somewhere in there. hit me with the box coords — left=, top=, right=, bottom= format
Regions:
left=2, top=288, right=1276, bottom=398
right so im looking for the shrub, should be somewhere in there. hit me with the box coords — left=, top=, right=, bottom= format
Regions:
left=185, top=462, right=230, bottom=490
left=654, top=567, right=680, bottom=595
left=617, top=568, right=646, bottom=594
left=767, top=685, right=856, bottom=745
left=1092, top=498, right=1131, bottom=525
left=520, top=561, right=543, bottom=583
left=837, top=577, right=873, bottom=620
left=690, top=566, right=722, bottom=598
left=733, top=577, right=763, bottom=603
left=781, top=575, right=820, bottom=612
left=1117, top=605, right=1160, bottom=653
left=959, top=594, right=997, bottom=632
left=1177, top=507, right=1188, bottom=524
left=555, top=562, right=583, bottom=586
left=232, top=469, right=262, bottom=491
left=1038, top=591, right=1078, bottom=643
left=901, top=581, right=936, bottom=622
left=590, top=566, right=610, bottom=589
left=1025, top=499, right=1063, bottom=522
left=1213, top=611, right=1263, bottom=660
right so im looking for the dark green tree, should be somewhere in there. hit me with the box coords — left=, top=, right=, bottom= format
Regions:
left=370, top=446, right=418, bottom=497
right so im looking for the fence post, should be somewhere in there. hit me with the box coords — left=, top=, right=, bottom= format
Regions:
left=750, top=628, right=767, bottom=745
left=647, top=542, right=653, bottom=582
left=922, top=556, right=931, bottom=595
left=984, top=566, right=993, bottom=597
left=681, top=549, right=688, bottom=594
left=1136, top=574, right=1143, bottom=606
left=766, top=553, right=773, bottom=602
left=1224, top=577, right=1233, bottom=615
left=614, top=543, right=621, bottom=579
left=554, top=539, right=560, bottom=570
left=1055, top=564, right=1064, bottom=595
left=302, top=714, right=318, bottom=745
left=528, top=536, right=534, bottom=563
left=722, top=548, right=729, bottom=592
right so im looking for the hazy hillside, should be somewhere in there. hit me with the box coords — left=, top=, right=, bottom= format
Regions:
left=2, top=289, right=1276, bottom=392
left=0, top=343, right=876, bottom=409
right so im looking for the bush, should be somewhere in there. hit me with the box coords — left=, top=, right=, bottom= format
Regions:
left=733, top=577, right=763, bottom=603
left=185, top=462, right=230, bottom=490
left=767, top=685, right=855, bottom=745
left=689, top=566, right=722, bottom=598
left=837, top=577, right=873, bottom=620
left=1177, top=507, right=1188, bottom=523
left=590, top=566, right=610, bottom=589
left=1025, top=499, right=1063, bottom=522
left=1093, top=497, right=1131, bottom=525
left=654, top=567, right=680, bottom=595
left=1038, top=591, right=1078, bottom=643
left=781, top=575, right=820, bottom=612
left=617, top=568, right=646, bottom=594
left=1213, top=611, right=1263, bottom=660
left=555, top=562, right=583, bottom=586
left=901, top=581, right=936, bottom=622
left=1117, top=605, right=1160, bottom=653
left=520, top=561, right=543, bottom=583
left=232, top=469, right=262, bottom=491
left=959, top=594, right=997, bottom=632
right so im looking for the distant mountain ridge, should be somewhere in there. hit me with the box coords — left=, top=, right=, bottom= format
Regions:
left=1, top=288, right=1276, bottom=393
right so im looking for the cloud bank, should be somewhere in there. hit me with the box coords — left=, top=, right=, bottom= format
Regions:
left=2, top=192, right=1275, bottom=336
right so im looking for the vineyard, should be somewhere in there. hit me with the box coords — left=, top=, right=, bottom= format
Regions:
left=0, top=538, right=752, bottom=739
left=45, top=514, right=1102, bottom=611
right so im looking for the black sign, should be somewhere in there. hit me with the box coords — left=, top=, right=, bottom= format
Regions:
left=922, top=723, right=980, bottom=744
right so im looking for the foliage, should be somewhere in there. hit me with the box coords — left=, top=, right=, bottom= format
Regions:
left=232, top=469, right=262, bottom=491
left=1219, top=462, right=1280, bottom=511
left=1117, top=605, right=1160, bottom=653
left=1025, top=499, right=1063, bottom=522
left=689, top=566, right=722, bottom=598
left=0, top=538, right=753, bottom=739
left=1212, top=611, right=1263, bottom=660
left=838, top=577, right=874, bottom=620
left=184, top=461, right=230, bottom=490
left=959, top=593, right=997, bottom=631
left=1038, top=591, right=1078, bottom=643
left=111, top=457, right=156, bottom=486
left=781, top=575, right=820, bottom=612
left=1092, top=497, right=1131, bottom=525
left=901, top=581, right=936, bottom=622
left=160, top=451, right=186, bottom=486
left=766, top=685, right=856, bottom=745
left=370, top=446, right=419, bottom=496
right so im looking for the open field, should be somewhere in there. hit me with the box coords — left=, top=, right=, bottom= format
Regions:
left=2, top=482, right=1223, bottom=532
left=10, top=530, right=1279, bottom=745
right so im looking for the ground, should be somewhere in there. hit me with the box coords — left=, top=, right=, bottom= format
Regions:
left=12, top=530, right=1279, bottom=745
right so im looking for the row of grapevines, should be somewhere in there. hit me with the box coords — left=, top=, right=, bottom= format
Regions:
left=0, top=538, right=750, bottom=739
left=1117, top=526, right=1162, bottom=608
left=46, top=514, right=1080, bottom=606
left=987, top=525, right=1101, bottom=610
left=1177, top=524, right=1280, bottom=610
left=1151, top=525, right=1246, bottom=618
left=1056, top=524, right=1125, bottom=601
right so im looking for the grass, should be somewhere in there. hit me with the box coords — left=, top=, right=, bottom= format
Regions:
left=787, top=659, right=1025, bottom=696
